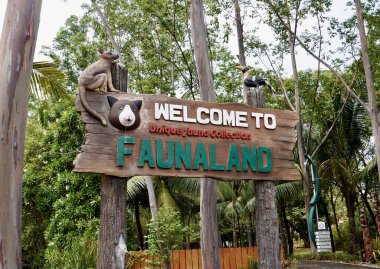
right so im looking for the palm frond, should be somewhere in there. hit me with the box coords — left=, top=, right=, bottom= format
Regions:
left=357, top=158, right=378, bottom=182
left=156, top=179, right=179, bottom=210
left=127, top=176, right=147, bottom=200
left=30, top=61, right=68, bottom=99
left=275, top=181, right=303, bottom=202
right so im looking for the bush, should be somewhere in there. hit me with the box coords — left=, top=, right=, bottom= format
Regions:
left=44, top=236, right=97, bottom=269
left=248, top=257, right=259, bottom=269
left=144, top=207, right=192, bottom=268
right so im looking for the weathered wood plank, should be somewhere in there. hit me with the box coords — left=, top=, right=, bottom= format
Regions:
left=229, top=248, right=237, bottom=269
left=172, top=251, right=180, bottom=269
left=198, top=249, right=202, bottom=269
left=186, top=249, right=193, bottom=269
left=241, top=247, right=248, bottom=266
left=75, top=92, right=299, bottom=181
left=191, top=249, right=199, bottom=269
left=222, top=248, right=230, bottom=269
left=235, top=247, right=243, bottom=268
left=179, top=250, right=186, bottom=269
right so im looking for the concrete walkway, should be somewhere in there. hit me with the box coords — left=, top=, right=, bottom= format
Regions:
left=296, top=261, right=380, bottom=269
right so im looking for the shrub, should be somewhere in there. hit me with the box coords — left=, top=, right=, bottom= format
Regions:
left=44, top=236, right=97, bottom=269
left=144, top=207, right=192, bottom=268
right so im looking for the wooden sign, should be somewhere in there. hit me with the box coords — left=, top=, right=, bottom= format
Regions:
left=74, top=92, right=300, bottom=181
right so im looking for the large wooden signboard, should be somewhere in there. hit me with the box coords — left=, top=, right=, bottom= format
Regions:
left=74, top=92, right=299, bottom=181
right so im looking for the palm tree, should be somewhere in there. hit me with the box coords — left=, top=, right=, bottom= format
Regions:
left=30, top=61, right=67, bottom=99
left=318, top=97, right=370, bottom=254
left=276, top=180, right=303, bottom=256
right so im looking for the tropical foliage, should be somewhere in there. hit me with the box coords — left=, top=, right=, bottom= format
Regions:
left=18, top=0, right=380, bottom=267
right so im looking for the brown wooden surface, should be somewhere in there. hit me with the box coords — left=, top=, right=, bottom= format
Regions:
left=97, top=64, right=127, bottom=269
left=230, top=248, right=237, bottom=269
left=172, top=251, right=180, bottom=269
left=74, top=92, right=299, bottom=181
left=129, top=247, right=268, bottom=268
left=179, top=249, right=186, bottom=269
left=96, top=176, right=126, bottom=269
left=0, top=1, right=42, bottom=268
left=191, top=250, right=199, bottom=269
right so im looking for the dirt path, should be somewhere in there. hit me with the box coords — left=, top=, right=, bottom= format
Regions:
left=296, top=261, right=379, bottom=269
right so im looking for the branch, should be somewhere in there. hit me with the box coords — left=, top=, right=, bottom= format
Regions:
left=137, top=38, right=193, bottom=93
left=249, top=5, right=296, bottom=111
left=265, top=0, right=369, bottom=113
left=306, top=11, right=323, bottom=151
left=91, top=0, right=125, bottom=66
left=262, top=49, right=296, bottom=112
left=311, top=94, right=349, bottom=158
left=147, top=10, right=196, bottom=99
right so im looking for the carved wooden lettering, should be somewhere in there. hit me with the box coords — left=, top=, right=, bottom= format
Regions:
left=74, top=92, right=299, bottom=181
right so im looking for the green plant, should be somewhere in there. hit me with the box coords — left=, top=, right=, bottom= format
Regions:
left=126, top=251, right=148, bottom=269
left=144, top=207, right=192, bottom=268
left=291, top=248, right=360, bottom=263
left=372, top=237, right=380, bottom=261
left=44, top=236, right=97, bottom=269
left=248, top=257, right=259, bottom=269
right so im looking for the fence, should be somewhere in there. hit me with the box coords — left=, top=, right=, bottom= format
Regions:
left=129, top=247, right=259, bottom=269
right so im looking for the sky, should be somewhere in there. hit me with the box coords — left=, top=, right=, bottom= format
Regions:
left=0, top=0, right=354, bottom=70
left=0, top=0, right=88, bottom=61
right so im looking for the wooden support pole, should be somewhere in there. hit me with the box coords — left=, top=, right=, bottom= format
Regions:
left=0, top=1, right=42, bottom=268
left=97, top=64, right=127, bottom=269
left=189, top=0, right=220, bottom=267
left=247, top=89, right=281, bottom=268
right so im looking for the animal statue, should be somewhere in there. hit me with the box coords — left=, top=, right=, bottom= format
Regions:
left=235, top=65, right=275, bottom=93
left=79, top=48, right=120, bottom=125
left=107, top=96, right=142, bottom=131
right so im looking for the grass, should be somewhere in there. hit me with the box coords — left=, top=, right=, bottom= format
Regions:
left=291, top=248, right=360, bottom=263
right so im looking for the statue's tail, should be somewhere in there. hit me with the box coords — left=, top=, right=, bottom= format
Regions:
left=79, top=86, right=107, bottom=126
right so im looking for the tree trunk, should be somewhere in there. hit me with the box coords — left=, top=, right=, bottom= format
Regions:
left=344, top=190, right=358, bottom=254
left=97, top=177, right=127, bottom=269
left=91, top=0, right=125, bottom=66
left=330, top=186, right=343, bottom=249
left=189, top=0, right=220, bottom=267
left=144, top=176, right=158, bottom=220
left=278, top=203, right=288, bottom=258
left=286, top=12, right=316, bottom=258
left=134, top=201, right=145, bottom=250
left=97, top=65, right=128, bottom=269
left=281, top=200, right=293, bottom=256
left=247, top=223, right=253, bottom=247
left=233, top=0, right=249, bottom=102
left=232, top=216, right=238, bottom=248
left=199, top=179, right=220, bottom=267
left=246, top=89, right=281, bottom=268
left=255, top=180, right=281, bottom=269
left=0, top=1, right=42, bottom=268
left=354, top=0, right=380, bottom=185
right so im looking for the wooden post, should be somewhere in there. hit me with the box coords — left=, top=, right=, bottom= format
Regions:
left=0, top=1, right=42, bottom=268
left=247, top=89, right=281, bottom=268
left=97, top=64, right=127, bottom=269
left=189, top=0, right=220, bottom=267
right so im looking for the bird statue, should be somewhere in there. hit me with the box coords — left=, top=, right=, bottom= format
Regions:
left=235, top=65, right=275, bottom=93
